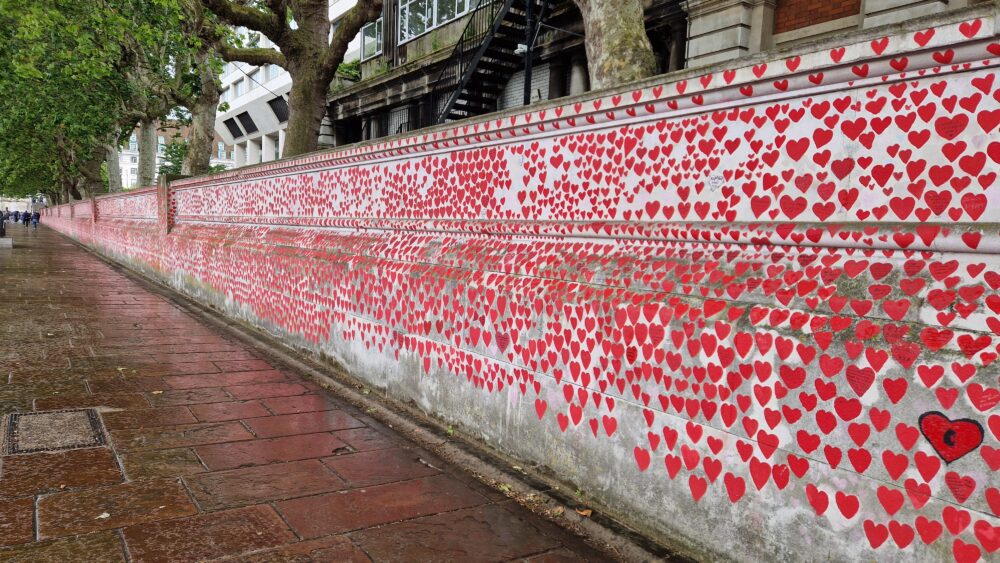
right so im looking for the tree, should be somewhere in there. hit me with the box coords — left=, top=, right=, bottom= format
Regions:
left=115, top=0, right=222, bottom=181
left=159, top=136, right=227, bottom=177
left=201, top=0, right=384, bottom=157
left=159, top=136, right=189, bottom=176
left=0, top=0, right=137, bottom=202
left=0, top=0, right=223, bottom=201
left=572, top=0, right=656, bottom=89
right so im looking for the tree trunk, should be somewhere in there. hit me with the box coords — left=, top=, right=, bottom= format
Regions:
left=573, top=0, right=657, bottom=90
left=106, top=143, right=123, bottom=192
left=283, top=64, right=331, bottom=158
left=138, top=118, right=158, bottom=187
left=182, top=50, right=221, bottom=176
left=66, top=179, right=83, bottom=201
left=78, top=147, right=107, bottom=199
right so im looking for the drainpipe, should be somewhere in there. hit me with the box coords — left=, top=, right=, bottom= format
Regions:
left=523, top=0, right=535, bottom=106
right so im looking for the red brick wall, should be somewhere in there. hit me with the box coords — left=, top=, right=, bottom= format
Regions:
left=774, top=0, right=860, bottom=34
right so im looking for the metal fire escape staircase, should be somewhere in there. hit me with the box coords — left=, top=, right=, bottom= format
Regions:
left=432, top=0, right=554, bottom=125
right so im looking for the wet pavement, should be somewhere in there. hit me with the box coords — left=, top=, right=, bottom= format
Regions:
left=0, top=226, right=610, bottom=562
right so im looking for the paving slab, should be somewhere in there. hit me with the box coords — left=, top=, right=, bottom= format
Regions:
left=322, top=446, right=442, bottom=487
left=110, top=421, right=253, bottom=451
left=349, top=504, right=563, bottom=562
left=119, top=448, right=206, bottom=481
left=185, top=459, right=345, bottom=510
left=243, top=409, right=365, bottom=438
left=121, top=505, right=297, bottom=563
left=99, top=406, right=197, bottom=430
left=187, top=400, right=271, bottom=422
left=0, top=447, right=122, bottom=499
left=275, top=474, right=490, bottom=538
left=0, top=497, right=34, bottom=547
left=37, top=478, right=197, bottom=538
left=0, top=531, right=126, bottom=562
left=0, top=227, right=612, bottom=561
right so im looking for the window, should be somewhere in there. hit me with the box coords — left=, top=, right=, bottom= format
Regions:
left=236, top=112, right=258, bottom=135
left=157, top=135, right=165, bottom=155
left=362, top=18, right=383, bottom=60
left=399, top=0, right=469, bottom=43
left=218, top=142, right=226, bottom=160
left=220, top=87, right=229, bottom=103
left=233, top=79, right=244, bottom=97
left=266, top=64, right=282, bottom=81
left=267, top=96, right=289, bottom=123
left=247, top=69, right=259, bottom=90
left=400, top=0, right=431, bottom=41
left=131, top=168, right=137, bottom=175
left=129, top=133, right=138, bottom=151
left=437, top=0, right=466, bottom=23
left=223, top=118, right=244, bottom=138
left=130, top=156, right=137, bottom=163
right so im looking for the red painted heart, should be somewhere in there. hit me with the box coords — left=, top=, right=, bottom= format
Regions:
left=918, top=411, right=984, bottom=464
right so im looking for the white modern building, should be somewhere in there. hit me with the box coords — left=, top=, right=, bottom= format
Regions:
left=214, top=0, right=362, bottom=167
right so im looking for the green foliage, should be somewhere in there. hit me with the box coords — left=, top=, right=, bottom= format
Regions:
left=158, top=137, right=188, bottom=176
left=368, top=60, right=390, bottom=79
left=0, top=0, right=223, bottom=200
left=337, top=59, right=361, bottom=81
left=100, top=162, right=110, bottom=192
left=0, top=0, right=133, bottom=198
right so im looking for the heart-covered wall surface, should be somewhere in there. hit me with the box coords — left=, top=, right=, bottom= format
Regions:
left=47, top=8, right=999, bottom=562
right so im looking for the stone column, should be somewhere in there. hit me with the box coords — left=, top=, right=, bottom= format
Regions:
left=548, top=60, right=567, bottom=100
left=568, top=54, right=590, bottom=96
left=247, top=139, right=261, bottom=165
left=862, top=0, right=949, bottom=29
left=748, top=0, right=776, bottom=53
left=234, top=143, right=247, bottom=167
left=262, top=135, right=277, bottom=162
left=669, top=19, right=687, bottom=72
left=682, top=0, right=775, bottom=67
left=157, top=174, right=171, bottom=234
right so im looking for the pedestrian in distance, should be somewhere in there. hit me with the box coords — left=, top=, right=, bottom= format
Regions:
left=22, top=211, right=30, bottom=228
left=12, top=210, right=19, bottom=223
left=32, top=211, right=39, bottom=229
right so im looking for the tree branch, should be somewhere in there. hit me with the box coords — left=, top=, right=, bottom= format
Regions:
left=323, top=0, right=383, bottom=75
left=219, top=45, right=287, bottom=69
left=200, top=0, right=283, bottom=36
left=264, top=0, right=289, bottom=18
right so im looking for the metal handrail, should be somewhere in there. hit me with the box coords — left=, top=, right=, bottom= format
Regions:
left=431, top=0, right=513, bottom=124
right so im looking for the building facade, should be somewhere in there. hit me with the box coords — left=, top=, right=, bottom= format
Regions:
left=216, top=0, right=991, bottom=162
left=120, top=124, right=235, bottom=189
left=213, top=0, right=363, bottom=167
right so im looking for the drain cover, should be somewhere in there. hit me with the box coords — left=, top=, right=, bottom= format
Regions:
left=3, top=409, right=107, bottom=455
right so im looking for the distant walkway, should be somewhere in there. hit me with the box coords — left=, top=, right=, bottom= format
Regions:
left=0, top=226, right=607, bottom=562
